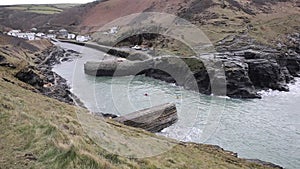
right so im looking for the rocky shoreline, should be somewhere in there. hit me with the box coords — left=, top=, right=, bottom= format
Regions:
left=146, top=33, right=300, bottom=99
left=14, top=45, right=86, bottom=107
left=214, top=33, right=300, bottom=97
left=84, top=33, right=300, bottom=99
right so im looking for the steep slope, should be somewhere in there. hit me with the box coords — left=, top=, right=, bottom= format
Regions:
left=81, top=0, right=192, bottom=30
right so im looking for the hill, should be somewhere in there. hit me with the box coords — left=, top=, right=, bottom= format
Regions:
left=1, top=1, right=299, bottom=45
left=22, top=0, right=297, bottom=54
left=55, top=0, right=300, bottom=45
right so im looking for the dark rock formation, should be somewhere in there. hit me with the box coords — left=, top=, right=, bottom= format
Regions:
left=37, top=47, right=84, bottom=106
left=144, top=69, right=176, bottom=83
left=0, top=54, right=16, bottom=68
left=35, top=46, right=81, bottom=68
left=245, top=159, right=283, bottom=169
left=284, top=53, right=300, bottom=77
left=100, top=113, right=119, bottom=119
left=84, top=55, right=259, bottom=98
left=114, top=103, right=178, bottom=133
left=280, top=66, right=294, bottom=83
left=84, top=32, right=300, bottom=99
left=15, top=68, right=44, bottom=88
left=222, top=59, right=260, bottom=98
left=245, top=59, right=289, bottom=91
left=14, top=46, right=85, bottom=106
left=286, top=59, right=300, bottom=77
left=0, top=54, right=5, bottom=62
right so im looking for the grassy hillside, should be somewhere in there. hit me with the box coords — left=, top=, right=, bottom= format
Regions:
left=198, top=0, right=300, bottom=45
left=4, top=4, right=78, bottom=15
left=0, top=0, right=298, bottom=48
left=64, top=0, right=298, bottom=55
left=0, top=35, right=280, bottom=168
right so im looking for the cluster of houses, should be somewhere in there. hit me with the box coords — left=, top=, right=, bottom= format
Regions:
left=5, top=28, right=91, bottom=42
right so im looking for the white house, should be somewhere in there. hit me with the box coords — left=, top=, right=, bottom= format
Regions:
left=36, top=32, right=45, bottom=38
left=48, top=30, right=55, bottom=33
left=109, top=26, right=118, bottom=34
left=17, top=33, right=26, bottom=39
left=7, top=30, right=21, bottom=37
left=67, top=33, right=76, bottom=39
left=46, top=34, right=57, bottom=39
left=59, top=29, right=68, bottom=33
left=76, top=35, right=90, bottom=42
left=30, top=27, right=38, bottom=32
left=26, top=33, right=36, bottom=40
left=15, top=32, right=36, bottom=40
left=57, top=29, right=68, bottom=39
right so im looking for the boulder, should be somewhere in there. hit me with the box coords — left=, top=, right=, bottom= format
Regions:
left=0, top=54, right=5, bottom=62
left=286, top=57, right=300, bottom=77
left=114, top=103, right=178, bottom=133
left=0, top=55, right=16, bottom=68
left=15, top=68, right=44, bottom=88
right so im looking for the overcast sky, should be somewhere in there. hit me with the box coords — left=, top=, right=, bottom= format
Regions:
left=0, top=0, right=94, bottom=5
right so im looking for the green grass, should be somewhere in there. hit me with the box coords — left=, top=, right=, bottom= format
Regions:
left=52, top=4, right=79, bottom=9
left=25, top=10, right=61, bottom=14
left=5, top=4, right=74, bottom=14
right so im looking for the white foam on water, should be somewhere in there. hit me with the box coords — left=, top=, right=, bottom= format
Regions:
left=258, top=78, right=300, bottom=98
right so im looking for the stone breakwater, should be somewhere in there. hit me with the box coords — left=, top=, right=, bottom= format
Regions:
left=84, top=33, right=300, bottom=99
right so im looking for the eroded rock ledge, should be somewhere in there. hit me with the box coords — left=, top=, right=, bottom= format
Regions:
left=114, top=103, right=178, bottom=133
left=14, top=46, right=84, bottom=106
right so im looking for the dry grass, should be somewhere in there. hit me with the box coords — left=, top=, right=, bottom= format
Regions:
left=0, top=79, right=276, bottom=168
left=200, top=0, right=300, bottom=46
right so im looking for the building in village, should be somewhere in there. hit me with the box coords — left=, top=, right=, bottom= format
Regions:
left=76, top=35, right=90, bottom=42
left=5, top=28, right=90, bottom=42
left=109, top=26, right=118, bottom=34
left=7, top=30, right=21, bottom=37
left=67, top=33, right=76, bottom=39
left=30, top=27, right=38, bottom=32
left=46, top=34, right=57, bottom=39
left=36, top=32, right=45, bottom=38
left=58, top=29, right=68, bottom=39
left=26, top=33, right=36, bottom=40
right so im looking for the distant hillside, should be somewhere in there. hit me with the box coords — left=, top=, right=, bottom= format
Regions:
left=0, top=0, right=299, bottom=47
left=51, top=0, right=299, bottom=46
